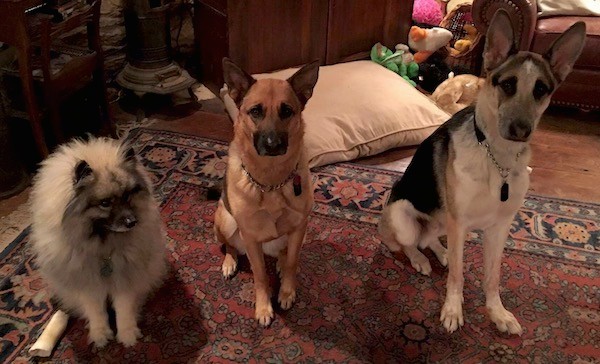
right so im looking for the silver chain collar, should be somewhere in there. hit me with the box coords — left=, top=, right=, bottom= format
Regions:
left=241, top=164, right=297, bottom=193
left=478, top=140, right=523, bottom=180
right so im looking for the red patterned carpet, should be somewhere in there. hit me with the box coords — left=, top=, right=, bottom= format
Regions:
left=1, top=129, right=599, bottom=363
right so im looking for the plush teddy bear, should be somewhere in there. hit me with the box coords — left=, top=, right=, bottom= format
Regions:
left=408, top=25, right=453, bottom=63
left=370, top=42, right=419, bottom=86
left=430, top=73, right=484, bottom=115
left=449, top=24, right=478, bottom=56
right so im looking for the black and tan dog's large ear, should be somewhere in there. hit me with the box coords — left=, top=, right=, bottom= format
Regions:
left=222, top=57, right=256, bottom=106
left=483, top=9, right=515, bottom=71
left=545, top=22, right=586, bottom=83
left=287, top=60, right=320, bottom=109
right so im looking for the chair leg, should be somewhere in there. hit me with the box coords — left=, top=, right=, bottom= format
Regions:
left=47, top=93, right=66, bottom=144
left=93, top=68, right=115, bottom=138
left=17, top=49, right=49, bottom=158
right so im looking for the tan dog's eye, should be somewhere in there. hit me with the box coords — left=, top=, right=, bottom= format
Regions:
left=248, top=105, right=263, bottom=119
left=279, top=103, right=294, bottom=119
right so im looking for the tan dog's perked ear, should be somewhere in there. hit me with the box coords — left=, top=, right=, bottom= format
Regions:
left=483, top=9, right=515, bottom=71
left=545, top=22, right=586, bottom=82
left=223, top=57, right=256, bottom=106
left=287, top=60, right=320, bottom=109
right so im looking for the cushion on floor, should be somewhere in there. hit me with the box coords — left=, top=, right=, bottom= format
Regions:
left=221, top=60, right=450, bottom=168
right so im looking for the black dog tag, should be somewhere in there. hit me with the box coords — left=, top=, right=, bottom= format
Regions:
left=500, top=182, right=509, bottom=202
left=293, top=174, right=302, bottom=196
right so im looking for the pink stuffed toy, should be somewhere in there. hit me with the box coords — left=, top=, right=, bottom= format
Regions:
left=412, top=0, right=444, bottom=26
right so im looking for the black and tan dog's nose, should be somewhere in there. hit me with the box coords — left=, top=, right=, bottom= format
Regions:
left=254, top=131, right=288, bottom=156
left=508, top=120, right=532, bottom=141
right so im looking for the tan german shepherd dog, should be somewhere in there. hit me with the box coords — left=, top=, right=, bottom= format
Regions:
left=215, top=58, right=319, bottom=326
left=379, top=10, right=586, bottom=335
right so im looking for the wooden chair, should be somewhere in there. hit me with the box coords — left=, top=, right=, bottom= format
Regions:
left=37, top=0, right=114, bottom=143
left=0, top=0, right=114, bottom=157
left=0, top=0, right=50, bottom=157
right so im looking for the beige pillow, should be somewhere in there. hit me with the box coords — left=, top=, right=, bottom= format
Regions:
left=538, top=0, right=600, bottom=17
left=221, top=60, right=450, bottom=168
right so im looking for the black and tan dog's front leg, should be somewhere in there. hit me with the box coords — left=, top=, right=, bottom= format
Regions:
left=483, top=216, right=523, bottom=335
left=278, top=219, right=307, bottom=310
left=243, top=235, right=274, bottom=326
left=440, top=214, right=466, bottom=333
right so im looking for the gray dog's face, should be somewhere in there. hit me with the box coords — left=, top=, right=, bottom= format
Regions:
left=63, top=147, right=150, bottom=237
left=481, top=10, right=586, bottom=143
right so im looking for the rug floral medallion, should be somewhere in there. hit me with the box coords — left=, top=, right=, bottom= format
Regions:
left=1, top=129, right=598, bottom=363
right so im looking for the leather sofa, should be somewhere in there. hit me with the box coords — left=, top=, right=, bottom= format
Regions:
left=472, top=0, right=600, bottom=110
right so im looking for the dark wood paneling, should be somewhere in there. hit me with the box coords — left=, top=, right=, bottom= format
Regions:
left=326, top=0, right=413, bottom=64
left=227, top=0, right=328, bottom=74
left=194, top=0, right=413, bottom=84
left=194, top=0, right=229, bottom=89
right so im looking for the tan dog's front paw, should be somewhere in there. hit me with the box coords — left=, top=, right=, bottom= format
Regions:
left=409, top=254, right=432, bottom=276
left=222, top=254, right=237, bottom=278
left=88, top=325, right=114, bottom=348
left=278, top=287, right=296, bottom=310
left=255, top=302, right=274, bottom=326
left=117, top=326, right=142, bottom=347
left=440, top=295, right=464, bottom=333
left=488, top=305, right=523, bottom=335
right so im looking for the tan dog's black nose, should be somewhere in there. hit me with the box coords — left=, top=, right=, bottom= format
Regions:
left=254, top=131, right=288, bottom=156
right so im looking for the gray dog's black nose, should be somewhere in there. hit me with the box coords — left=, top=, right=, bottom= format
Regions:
left=509, top=121, right=531, bottom=141
left=124, top=216, right=137, bottom=229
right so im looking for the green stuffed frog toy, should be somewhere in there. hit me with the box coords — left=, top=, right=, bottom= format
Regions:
left=370, top=42, right=419, bottom=87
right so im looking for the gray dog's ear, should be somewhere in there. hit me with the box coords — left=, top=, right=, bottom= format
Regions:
left=483, top=9, right=516, bottom=71
left=74, top=160, right=92, bottom=185
left=123, top=146, right=137, bottom=163
left=545, top=21, right=586, bottom=82
left=287, top=60, right=320, bottom=109
left=222, top=57, right=256, bottom=107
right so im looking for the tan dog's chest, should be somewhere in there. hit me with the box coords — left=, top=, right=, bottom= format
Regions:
left=221, top=165, right=313, bottom=245
left=247, top=190, right=310, bottom=240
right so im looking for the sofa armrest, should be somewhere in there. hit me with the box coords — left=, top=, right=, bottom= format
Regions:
left=472, top=0, right=538, bottom=50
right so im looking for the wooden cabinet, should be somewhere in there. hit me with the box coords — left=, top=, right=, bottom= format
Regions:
left=194, top=0, right=413, bottom=90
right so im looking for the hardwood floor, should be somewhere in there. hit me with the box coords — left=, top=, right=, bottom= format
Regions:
left=361, top=108, right=600, bottom=202
left=149, top=105, right=600, bottom=203
left=1, top=104, right=599, bottom=221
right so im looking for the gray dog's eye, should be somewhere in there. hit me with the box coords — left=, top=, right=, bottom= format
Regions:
left=99, top=199, right=111, bottom=208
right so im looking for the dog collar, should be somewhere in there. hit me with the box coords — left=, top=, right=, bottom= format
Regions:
left=473, top=116, right=523, bottom=202
left=473, top=117, right=486, bottom=143
left=241, top=163, right=302, bottom=195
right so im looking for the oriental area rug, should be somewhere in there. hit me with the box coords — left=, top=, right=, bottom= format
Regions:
left=1, top=128, right=598, bottom=363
